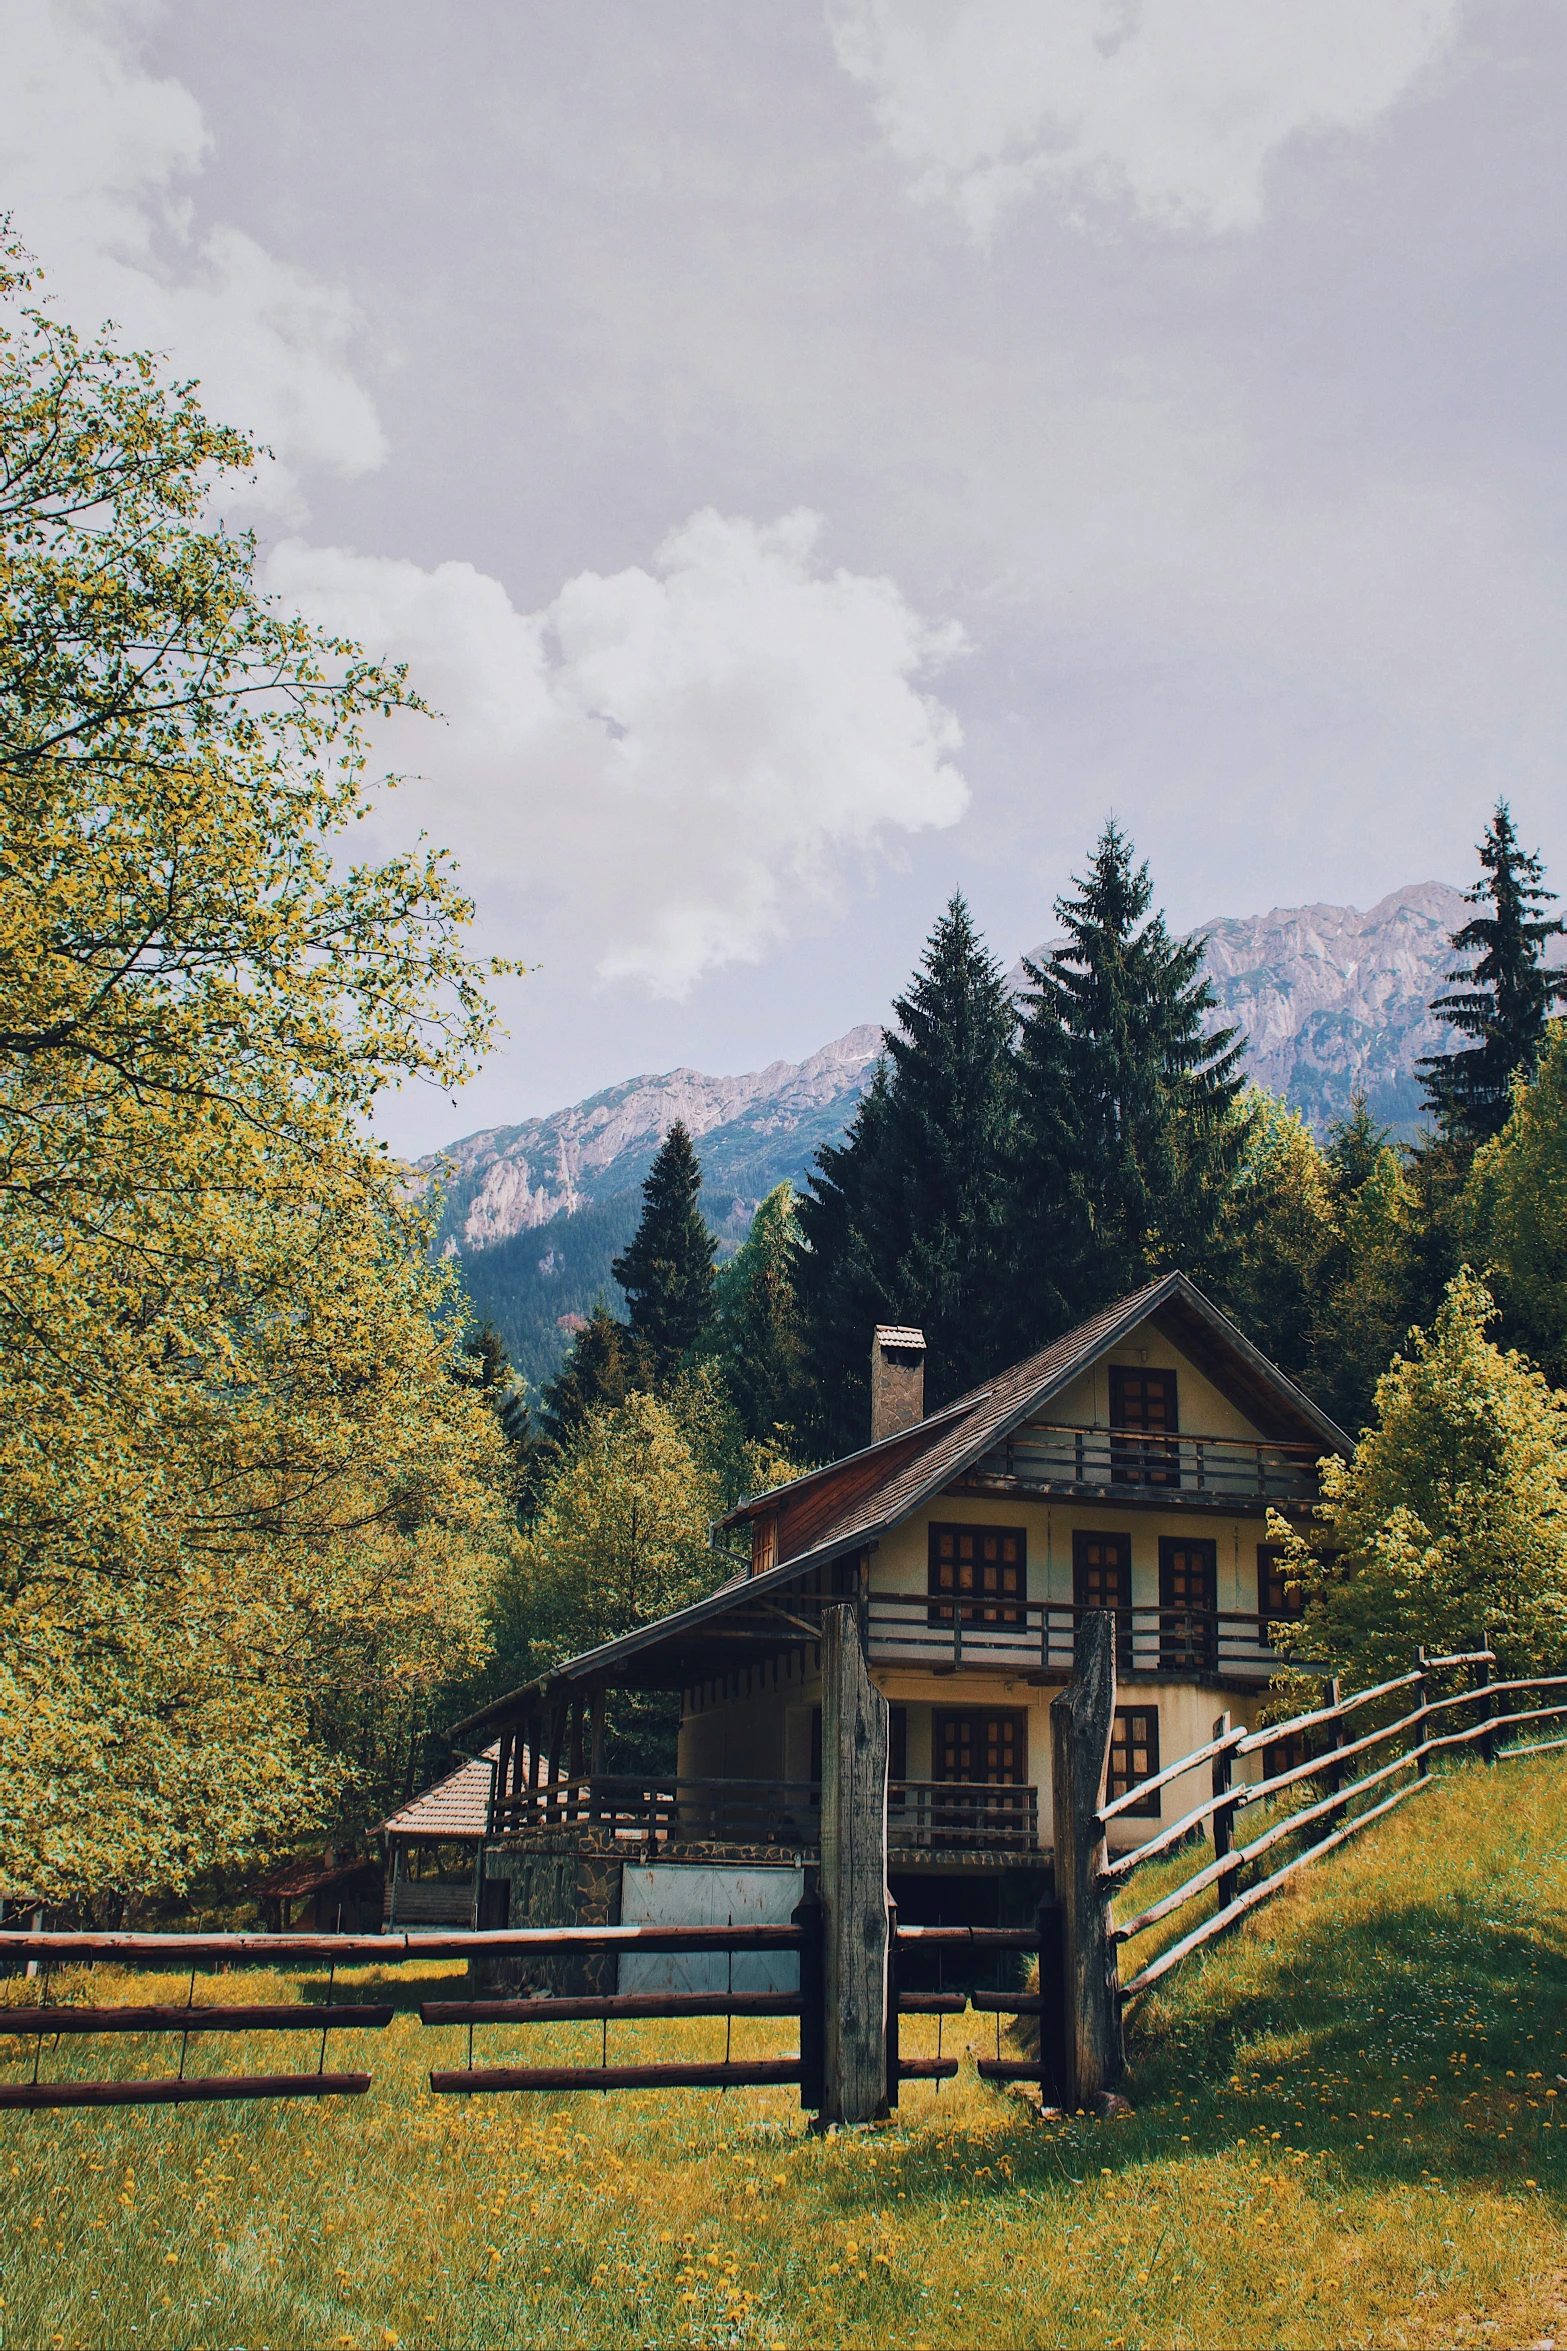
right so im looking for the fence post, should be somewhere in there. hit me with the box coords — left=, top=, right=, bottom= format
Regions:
left=819, top=1602, right=890, bottom=2125
left=1034, top=1893, right=1067, bottom=2108
left=884, top=1902, right=900, bottom=2110
left=1050, top=1608, right=1123, bottom=2106
left=793, top=1881, right=826, bottom=2115
left=1211, top=1712, right=1239, bottom=1911
left=1476, top=1640, right=1495, bottom=1767
left=1414, top=1647, right=1431, bottom=1779
left=1324, top=1677, right=1345, bottom=1804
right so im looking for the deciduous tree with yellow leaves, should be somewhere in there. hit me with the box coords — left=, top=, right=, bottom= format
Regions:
left=0, top=235, right=520, bottom=1912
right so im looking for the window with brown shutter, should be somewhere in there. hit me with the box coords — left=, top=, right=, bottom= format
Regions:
left=1072, top=1529, right=1133, bottom=1666
left=1108, top=1705, right=1161, bottom=1817
left=751, top=1514, right=778, bottom=1577
left=1109, top=1365, right=1179, bottom=1487
left=1261, top=1727, right=1310, bottom=1783
left=927, top=1523, right=1025, bottom=1628
left=1158, top=1535, right=1217, bottom=1669
left=1257, top=1543, right=1303, bottom=1624
left=931, top=1708, right=1027, bottom=1784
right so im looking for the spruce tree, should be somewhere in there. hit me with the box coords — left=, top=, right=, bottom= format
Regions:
left=796, top=894, right=1016, bottom=1452
left=1010, top=819, right=1247, bottom=1339
left=1419, top=803, right=1567, bottom=1144
left=1325, top=1090, right=1390, bottom=1195
left=539, top=1301, right=653, bottom=1452
left=707, top=1182, right=807, bottom=1445
left=453, top=1319, right=534, bottom=1490
left=610, top=1120, right=717, bottom=1378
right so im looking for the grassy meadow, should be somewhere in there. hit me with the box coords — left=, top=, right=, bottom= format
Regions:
left=5, top=1752, right=1567, bottom=2350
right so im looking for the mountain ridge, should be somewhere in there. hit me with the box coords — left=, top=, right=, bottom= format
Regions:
left=434, top=878, right=1494, bottom=1385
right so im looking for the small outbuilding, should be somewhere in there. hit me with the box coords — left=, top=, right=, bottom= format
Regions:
left=377, top=1743, right=505, bottom=1931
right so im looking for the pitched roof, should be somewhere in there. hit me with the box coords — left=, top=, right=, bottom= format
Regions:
left=377, top=1744, right=502, bottom=1841
left=452, top=1272, right=1351, bottom=1732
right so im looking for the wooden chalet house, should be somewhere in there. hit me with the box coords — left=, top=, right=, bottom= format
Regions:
left=456, top=1273, right=1349, bottom=1957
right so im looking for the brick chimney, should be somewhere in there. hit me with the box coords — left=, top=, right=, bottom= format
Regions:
left=870, top=1325, right=926, bottom=1443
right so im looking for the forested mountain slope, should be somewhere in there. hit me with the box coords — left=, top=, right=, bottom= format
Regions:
left=437, top=880, right=1477, bottom=1383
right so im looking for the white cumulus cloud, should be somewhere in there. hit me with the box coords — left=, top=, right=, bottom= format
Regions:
left=829, top=0, right=1463, bottom=238
left=0, top=0, right=386, bottom=506
left=267, top=509, right=969, bottom=996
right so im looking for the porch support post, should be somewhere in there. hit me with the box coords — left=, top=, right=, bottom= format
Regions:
left=1050, top=1608, right=1123, bottom=2106
left=819, top=1601, right=890, bottom=2124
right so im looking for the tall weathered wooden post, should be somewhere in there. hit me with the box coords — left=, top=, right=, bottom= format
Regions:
left=819, top=1601, right=890, bottom=2124
left=1050, top=1608, right=1123, bottom=2106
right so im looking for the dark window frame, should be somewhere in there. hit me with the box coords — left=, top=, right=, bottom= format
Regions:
left=931, top=1706, right=1029, bottom=1786
left=927, top=1522, right=1027, bottom=1629
left=1108, top=1366, right=1180, bottom=1487
left=1072, top=1528, right=1134, bottom=1667
left=1108, top=1704, right=1161, bottom=1818
left=1158, top=1535, right=1219, bottom=1670
left=1256, top=1542, right=1304, bottom=1625
left=1261, top=1727, right=1310, bottom=1784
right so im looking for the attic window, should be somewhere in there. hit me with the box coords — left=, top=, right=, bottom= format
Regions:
left=751, top=1514, right=778, bottom=1577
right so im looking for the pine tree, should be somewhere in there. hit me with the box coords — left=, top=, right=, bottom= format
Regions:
left=796, top=894, right=1016, bottom=1452
left=610, top=1121, right=717, bottom=1379
left=707, top=1182, right=807, bottom=1446
left=539, top=1302, right=654, bottom=1452
left=453, top=1319, right=535, bottom=1496
left=1009, top=819, right=1247, bottom=1339
left=1325, top=1090, right=1389, bottom=1195
left=1419, top=803, right=1567, bottom=1144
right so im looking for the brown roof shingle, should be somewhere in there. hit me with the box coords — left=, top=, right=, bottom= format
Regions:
left=377, top=1744, right=503, bottom=1841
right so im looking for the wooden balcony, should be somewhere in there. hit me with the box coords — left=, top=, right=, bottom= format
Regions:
left=488, top=1775, right=1040, bottom=1854
left=959, top=1423, right=1323, bottom=1508
left=866, top=1593, right=1294, bottom=1680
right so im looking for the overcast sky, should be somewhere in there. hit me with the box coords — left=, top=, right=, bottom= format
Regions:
left=7, top=1, right=1567, bottom=1150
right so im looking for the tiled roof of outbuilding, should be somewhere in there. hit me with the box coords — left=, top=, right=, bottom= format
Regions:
left=377, top=1743, right=502, bottom=1841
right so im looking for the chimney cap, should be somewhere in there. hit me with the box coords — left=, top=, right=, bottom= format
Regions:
left=874, top=1325, right=926, bottom=1351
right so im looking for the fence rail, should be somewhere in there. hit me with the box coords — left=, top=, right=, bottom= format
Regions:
left=1107, top=1649, right=1567, bottom=1999
left=0, top=1919, right=813, bottom=2112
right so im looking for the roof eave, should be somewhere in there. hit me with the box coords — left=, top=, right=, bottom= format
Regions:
left=448, top=1534, right=879, bottom=1739
left=713, top=1390, right=985, bottom=1531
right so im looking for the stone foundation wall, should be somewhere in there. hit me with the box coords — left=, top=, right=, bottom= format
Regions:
left=475, top=1833, right=625, bottom=1994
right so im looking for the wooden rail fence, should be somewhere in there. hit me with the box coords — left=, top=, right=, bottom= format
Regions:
left=1101, top=1647, right=1567, bottom=2009
left=3, top=1615, right=1561, bottom=2120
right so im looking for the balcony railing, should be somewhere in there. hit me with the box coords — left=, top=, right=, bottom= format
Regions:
left=866, top=1592, right=1293, bottom=1678
left=488, top=1774, right=1041, bottom=1853
left=961, top=1424, right=1323, bottom=1503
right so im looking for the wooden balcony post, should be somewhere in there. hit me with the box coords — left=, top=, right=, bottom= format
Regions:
left=819, top=1601, right=891, bottom=2125
left=1050, top=1608, right=1123, bottom=2106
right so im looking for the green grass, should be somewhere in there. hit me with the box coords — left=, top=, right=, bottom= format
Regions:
left=5, top=1753, right=1567, bottom=2349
